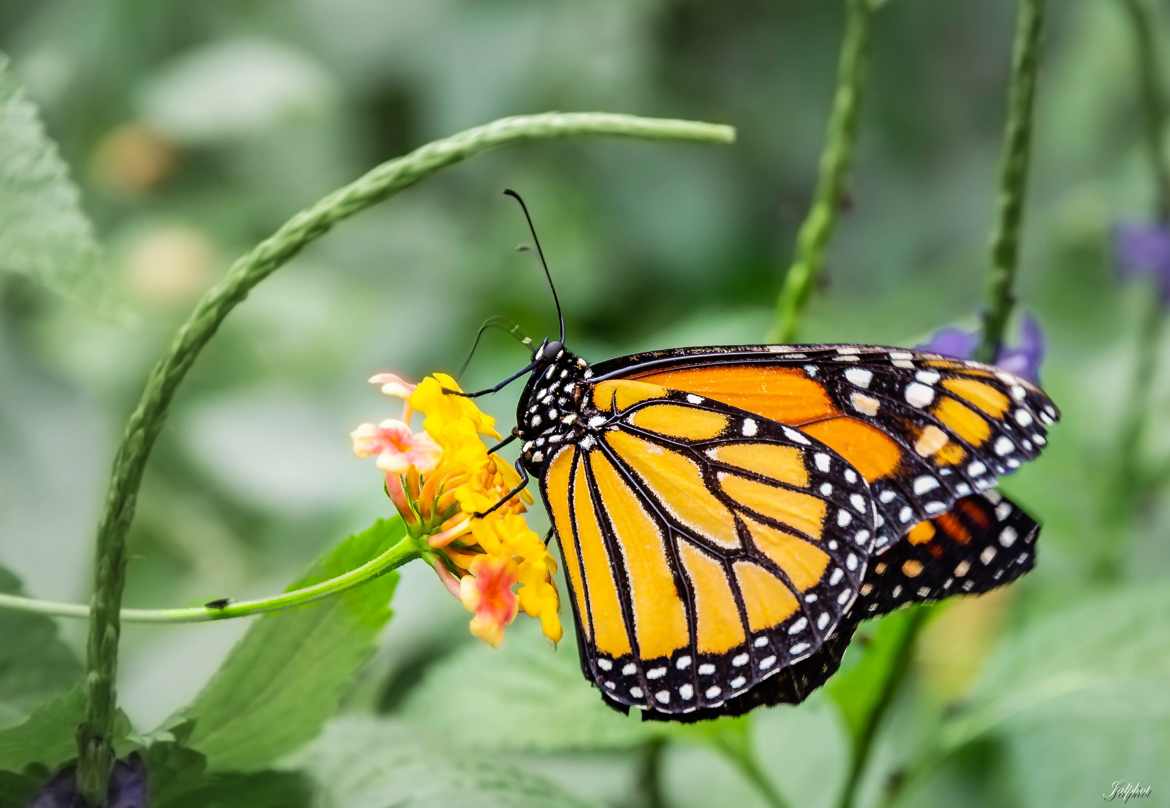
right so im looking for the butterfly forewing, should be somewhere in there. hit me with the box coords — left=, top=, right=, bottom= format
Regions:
left=593, top=344, right=1059, bottom=553
left=540, top=384, right=877, bottom=716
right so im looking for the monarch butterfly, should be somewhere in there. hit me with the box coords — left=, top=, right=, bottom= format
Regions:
left=459, top=191, right=1058, bottom=721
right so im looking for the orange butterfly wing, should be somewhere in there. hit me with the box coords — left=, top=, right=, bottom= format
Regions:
left=594, top=344, right=1058, bottom=552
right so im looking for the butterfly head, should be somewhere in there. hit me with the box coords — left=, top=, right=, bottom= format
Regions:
left=515, top=340, right=592, bottom=471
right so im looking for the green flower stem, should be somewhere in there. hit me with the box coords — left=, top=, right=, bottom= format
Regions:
left=844, top=3, right=1046, bottom=804
left=0, top=535, right=419, bottom=623
left=1122, top=0, right=1170, bottom=219
left=975, top=0, right=1045, bottom=363
left=1098, top=0, right=1170, bottom=579
left=771, top=0, right=877, bottom=344
left=73, top=111, right=735, bottom=804
left=835, top=609, right=928, bottom=808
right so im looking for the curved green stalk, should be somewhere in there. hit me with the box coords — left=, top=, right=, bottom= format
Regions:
left=836, top=610, right=927, bottom=808
left=1097, top=0, right=1170, bottom=579
left=848, top=4, right=1046, bottom=807
left=0, top=535, right=418, bottom=623
left=771, top=0, right=877, bottom=343
left=975, top=0, right=1045, bottom=363
left=73, top=111, right=735, bottom=803
left=1121, top=0, right=1170, bottom=219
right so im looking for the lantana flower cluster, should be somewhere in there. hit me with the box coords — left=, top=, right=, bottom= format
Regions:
left=351, top=372, right=561, bottom=647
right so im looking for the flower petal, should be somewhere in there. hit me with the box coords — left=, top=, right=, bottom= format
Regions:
left=917, top=314, right=1046, bottom=383
left=460, top=557, right=519, bottom=647
left=369, top=372, right=416, bottom=399
left=917, top=326, right=978, bottom=360
left=1115, top=222, right=1170, bottom=296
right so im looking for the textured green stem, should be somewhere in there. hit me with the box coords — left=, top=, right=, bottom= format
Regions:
left=0, top=535, right=418, bottom=623
left=845, top=4, right=1046, bottom=804
left=975, top=0, right=1045, bottom=364
left=73, top=111, right=735, bottom=803
left=1122, top=0, right=1170, bottom=219
left=1097, top=0, right=1170, bottom=579
left=772, top=0, right=876, bottom=343
left=836, top=609, right=928, bottom=808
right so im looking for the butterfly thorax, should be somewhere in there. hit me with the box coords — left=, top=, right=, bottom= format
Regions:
left=516, top=344, right=594, bottom=475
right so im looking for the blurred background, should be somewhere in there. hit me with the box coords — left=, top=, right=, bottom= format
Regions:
left=1, top=1, right=1167, bottom=806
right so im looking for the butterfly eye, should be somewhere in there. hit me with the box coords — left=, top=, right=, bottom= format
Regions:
left=543, top=339, right=564, bottom=358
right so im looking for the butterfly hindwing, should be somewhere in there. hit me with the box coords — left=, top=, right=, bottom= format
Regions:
left=859, top=490, right=1039, bottom=616
left=592, top=345, right=1059, bottom=553
left=635, top=490, right=1040, bottom=721
left=540, top=383, right=878, bottom=717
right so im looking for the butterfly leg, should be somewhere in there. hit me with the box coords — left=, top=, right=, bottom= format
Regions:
left=472, top=458, right=531, bottom=518
left=486, top=432, right=519, bottom=455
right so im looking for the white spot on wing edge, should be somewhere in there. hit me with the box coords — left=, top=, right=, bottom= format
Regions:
left=783, top=426, right=811, bottom=445
left=905, top=382, right=935, bottom=408
left=845, top=367, right=873, bottom=388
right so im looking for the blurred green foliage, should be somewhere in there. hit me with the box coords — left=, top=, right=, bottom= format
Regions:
left=1, top=1, right=1168, bottom=806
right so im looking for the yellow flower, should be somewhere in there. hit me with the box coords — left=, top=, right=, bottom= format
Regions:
left=468, top=514, right=562, bottom=645
left=353, top=371, right=561, bottom=646
left=410, top=373, right=499, bottom=454
left=454, top=454, right=533, bottom=517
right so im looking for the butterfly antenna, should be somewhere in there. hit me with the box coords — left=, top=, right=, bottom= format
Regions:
left=458, top=315, right=533, bottom=379
left=504, top=189, right=564, bottom=342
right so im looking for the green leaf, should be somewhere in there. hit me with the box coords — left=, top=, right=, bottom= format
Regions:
left=0, top=771, right=38, bottom=808
left=399, top=622, right=655, bottom=752
left=944, top=583, right=1170, bottom=747
left=996, top=719, right=1166, bottom=808
left=146, top=740, right=312, bottom=808
left=160, top=770, right=313, bottom=808
left=0, top=566, right=82, bottom=729
left=904, top=584, right=1170, bottom=806
left=0, top=687, right=131, bottom=772
left=0, top=55, right=106, bottom=303
left=826, top=608, right=925, bottom=745
left=0, top=688, right=83, bottom=772
left=180, top=518, right=405, bottom=771
left=304, top=716, right=598, bottom=807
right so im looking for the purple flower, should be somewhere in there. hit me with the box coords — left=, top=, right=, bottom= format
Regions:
left=1114, top=222, right=1170, bottom=303
left=917, top=326, right=977, bottom=361
left=917, top=313, right=1046, bottom=384
left=29, top=755, right=148, bottom=808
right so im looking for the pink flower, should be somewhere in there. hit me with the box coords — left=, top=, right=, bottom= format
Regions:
left=459, top=557, right=520, bottom=647
left=369, top=372, right=415, bottom=398
left=350, top=419, right=441, bottom=474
